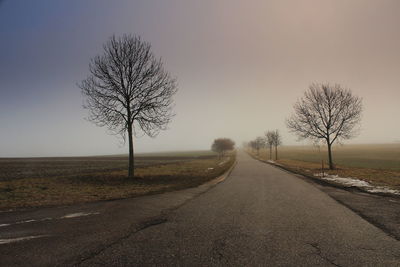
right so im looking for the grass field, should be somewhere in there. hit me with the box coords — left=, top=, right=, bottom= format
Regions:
left=0, top=151, right=235, bottom=210
left=261, top=144, right=400, bottom=170
left=250, top=143, right=400, bottom=191
left=0, top=151, right=218, bottom=182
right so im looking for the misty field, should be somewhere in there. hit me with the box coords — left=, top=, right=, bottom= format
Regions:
left=274, top=144, right=400, bottom=170
left=0, top=151, right=235, bottom=210
left=252, top=143, right=400, bottom=190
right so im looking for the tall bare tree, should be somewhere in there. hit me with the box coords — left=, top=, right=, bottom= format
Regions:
left=79, top=35, right=177, bottom=178
left=271, top=130, right=282, bottom=160
left=286, top=83, right=362, bottom=169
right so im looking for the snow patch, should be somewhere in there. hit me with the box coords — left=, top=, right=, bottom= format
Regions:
left=314, top=173, right=400, bottom=195
left=267, top=160, right=283, bottom=166
left=367, top=187, right=400, bottom=194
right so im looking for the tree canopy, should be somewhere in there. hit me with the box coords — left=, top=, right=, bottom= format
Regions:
left=79, top=34, right=177, bottom=177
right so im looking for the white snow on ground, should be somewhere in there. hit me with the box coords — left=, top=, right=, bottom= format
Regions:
left=267, top=160, right=283, bottom=166
left=313, top=173, right=400, bottom=195
left=367, top=187, right=400, bottom=194
left=314, top=174, right=370, bottom=187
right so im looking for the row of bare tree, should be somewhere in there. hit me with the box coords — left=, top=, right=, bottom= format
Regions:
left=79, top=33, right=363, bottom=178
left=245, top=83, right=362, bottom=170
left=247, top=130, right=282, bottom=160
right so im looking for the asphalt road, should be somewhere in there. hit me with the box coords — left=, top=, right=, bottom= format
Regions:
left=1, top=151, right=400, bottom=266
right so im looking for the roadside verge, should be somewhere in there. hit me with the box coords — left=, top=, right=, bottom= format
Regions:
left=248, top=152, right=399, bottom=199
left=0, top=153, right=237, bottom=212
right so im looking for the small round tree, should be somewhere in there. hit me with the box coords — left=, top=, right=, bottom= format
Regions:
left=211, top=138, right=235, bottom=158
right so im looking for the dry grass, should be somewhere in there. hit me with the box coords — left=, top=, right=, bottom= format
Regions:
left=249, top=144, right=400, bottom=190
left=259, top=143, right=400, bottom=170
left=0, top=152, right=235, bottom=210
left=275, top=159, right=400, bottom=189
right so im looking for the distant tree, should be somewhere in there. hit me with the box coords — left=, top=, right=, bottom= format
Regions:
left=242, top=141, right=249, bottom=149
left=79, top=35, right=177, bottom=178
left=211, top=138, right=235, bottom=157
left=250, top=137, right=264, bottom=155
left=271, top=130, right=282, bottom=160
left=265, top=131, right=274, bottom=160
left=248, top=140, right=256, bottom=152
left=286, top=83, right=362, bottom=169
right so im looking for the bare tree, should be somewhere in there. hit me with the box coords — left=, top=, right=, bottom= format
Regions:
left=286, top=83, right=362, bottom=169
left=265, top=131, right=274, bottom=160
left=250, top=137, right=264, bottom=155
left=79, top=35, right=177, bottom=178
left=271, top=130, right=282, bottom=160
left=248, top=140, right=256, bottom=152
left=211, top=138, right=235, bottom=158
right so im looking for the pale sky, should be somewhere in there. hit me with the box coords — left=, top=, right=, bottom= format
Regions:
left=1, top=0, right=399, bottom=157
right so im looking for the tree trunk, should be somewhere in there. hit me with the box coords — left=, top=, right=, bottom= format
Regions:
left=128, top=123, right=134, bottom=178
left=275, top=145, right=278, bottom=160
left=269, top=145, right=272, bottom=160
left=327, top=141, right=334, bottom=170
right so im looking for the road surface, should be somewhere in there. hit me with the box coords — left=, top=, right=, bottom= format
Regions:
left=1, top=151, right=400, bottom=266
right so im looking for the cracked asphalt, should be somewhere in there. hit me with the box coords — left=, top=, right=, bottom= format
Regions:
left=1, top=151, right=400, bottom=266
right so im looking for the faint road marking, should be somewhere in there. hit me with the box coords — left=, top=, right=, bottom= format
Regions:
left=61, top=212, right=100, bottom=218
left=0, top=235, right=48, bottom=245
left=0, top=211, right=100, bottom=228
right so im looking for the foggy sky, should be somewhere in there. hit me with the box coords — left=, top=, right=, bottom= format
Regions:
left=1, top=0, right=399, bottom=157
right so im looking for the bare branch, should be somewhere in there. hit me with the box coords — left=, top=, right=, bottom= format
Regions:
left=286, top=83, right=362, bottom=169
left=78, top=34, right=177, bottom=178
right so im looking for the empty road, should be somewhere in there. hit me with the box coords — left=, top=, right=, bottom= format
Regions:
left=1, top=151, right=400, bottom=266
